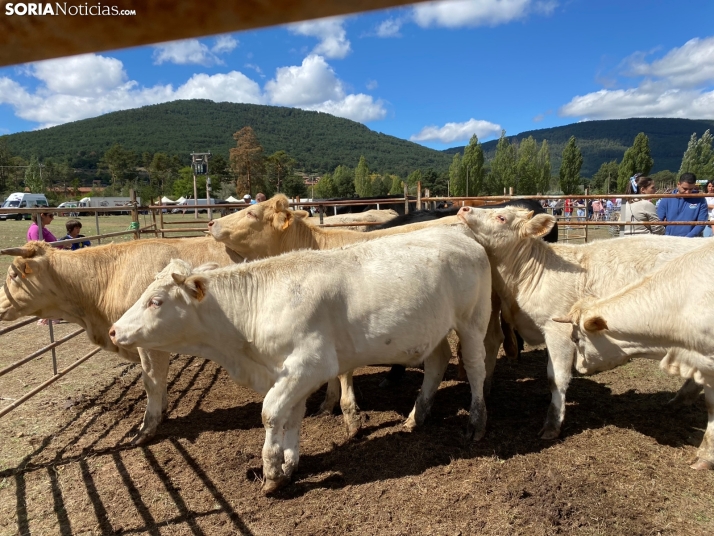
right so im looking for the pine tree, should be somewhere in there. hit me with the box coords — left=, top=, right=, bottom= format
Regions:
left=266, top=150, right=296, bottom=194
left=354, top=156, right=372, bottom=197
left=462, top=134, right=485, bottom=195
left=617, top=132, right=654, bottom=191
left=679, top=130, right=714, bottom=179
left=535, top=140, right=552, bottom=194
left=230, top=126, right=264, bottom=196
left=559, top=136, right=583, bottom=195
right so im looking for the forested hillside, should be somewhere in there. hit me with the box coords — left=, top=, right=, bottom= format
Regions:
left=2, top=100, right=452, bottom=176
left=444, top=118, right=714, bottom=176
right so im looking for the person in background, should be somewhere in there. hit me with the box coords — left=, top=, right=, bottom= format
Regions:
left=703, top=180, right=714, bottom=237
left=27, top=211, right=59, bottom=243
left=62, top=219, right=91, bottom=250
left=621, top=175, right=665, bottom=236
left=591, top=198, right=603, bottom=221
left=656, top=172, right=708, bottom=237
left=255, top=192, right=267, bottom=203
left=574, top=198, right=586, bottom=222
left=243, top=194, right=255, bottom=205
left=563, top=198, right=572, bottom=224
left=605, top=198, right=614, bottom=220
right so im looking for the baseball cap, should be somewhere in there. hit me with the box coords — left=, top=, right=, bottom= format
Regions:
left=243, top=194, right=252, bottom=200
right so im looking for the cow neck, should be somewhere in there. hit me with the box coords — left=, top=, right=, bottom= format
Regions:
left=489, top=236, right=549, bottom=303
left=286, top=218, right=367, bottom=250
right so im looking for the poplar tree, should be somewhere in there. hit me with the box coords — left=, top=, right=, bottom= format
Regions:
left=388, top=174, right=403, bottom=195
left=535, top=140, right=552, bottom=194
left=315, top=172, right=336, bottom=198
left=617, top=132, right=653, bottom=191
left=449, top=153, right=465, bottom=196
left=516, top=136, right=538, bottom=194
left=559, top=136, right=583, bottom=195
left=679, top=130, right=714, bottom=179
left=332, top=165, right=355, bottom=197
left=462, top=134, right=485, bottom=195
left=490, top=130, right=517, bottom=193
left=354, top=156, right=372, bottom=197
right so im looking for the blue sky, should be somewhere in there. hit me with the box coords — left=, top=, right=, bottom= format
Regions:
left=1, top=0, right=713, bottom=150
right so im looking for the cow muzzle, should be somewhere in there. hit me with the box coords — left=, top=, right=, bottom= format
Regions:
left=108, top=324, right=134, bottom=348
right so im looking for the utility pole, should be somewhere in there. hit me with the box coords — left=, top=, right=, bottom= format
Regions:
left=190, top=152, right=211, bottom=219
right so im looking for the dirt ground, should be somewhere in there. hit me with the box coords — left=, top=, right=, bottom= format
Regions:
left=1, top=323, right=713, bottom=536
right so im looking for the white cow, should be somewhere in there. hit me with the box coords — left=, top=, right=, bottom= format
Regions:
left=110, top=226, right=492, bottom=493
left=456, top=206, right=704, bottom=439
left=554, top=241, right=714, bottom=470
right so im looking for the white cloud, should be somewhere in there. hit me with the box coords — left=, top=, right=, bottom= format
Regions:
left=411, top=118, right=502, bottom=143
left=0, top=53, right=385, bottom=129
left=289, top=17, right=351, bottom=59
left=152, top=35, right=237, bottom=66
left=560, top=37, right=714, bottom=120
left=265, top=55, right=386, bottom=122
left=375, top=18, right=403, bottom=37
left=366, top=79, right=378, bottom=90
left=412, top=0, right=551, bottom=28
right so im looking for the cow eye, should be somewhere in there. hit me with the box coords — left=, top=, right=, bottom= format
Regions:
left=247, top=211, right=257, bottom=220
left=149, top=297, right=163, bottom=308
left=496, top=215, right=506, bottom=223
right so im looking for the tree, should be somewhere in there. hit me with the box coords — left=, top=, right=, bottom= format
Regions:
left=266, top=150, right=296, bottom=194
left=388, top=175, right=403, bottom=195
left=651, top=169, right=677, bottom=191
left=679, top=130, right=714, bottom=179
left=332, top=165, right=355, bottom=197
left=462, top=134, right=485, bottom=195
left=24, top=155, right=44, bottom=193
left=371, top=173, right=389, bottom=197
left=559, top=136, right=583, bottom=194
left=315, top=173, right=337, bottom=198
left=230, top=126, right=264, bottom=196
left=590, top=160, right=619, bottom=194
left=617, top=132, right=654, bottom=191
left=516, top=136, right=539, bottom=194
left=282, top=174, right=307, bottom=198
left=406, top=169, right=422, bottom=194
left=489, top=131, right=517, bottom=194
left=173, top=166, right=206, bottom=198
left=449, top=153, right=465, bottom=196
left=0, top=138, right=13, bottom=192
left=99, top=143, right=136, bottom=187
left=208, top=153, right=230, bottom=182
left=149, top=153, right=177, bottom=196
left=535, top=140, right=552, bottom=194
left=354, top=156, right=372, bottom=197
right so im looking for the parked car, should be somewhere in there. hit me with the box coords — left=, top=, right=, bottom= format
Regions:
left=57, top=201, right=80, bottom=217
left=0, top=193, right=49, bottom=221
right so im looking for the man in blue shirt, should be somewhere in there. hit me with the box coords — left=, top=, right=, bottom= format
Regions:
left=656, top=172, right=708, bottom=237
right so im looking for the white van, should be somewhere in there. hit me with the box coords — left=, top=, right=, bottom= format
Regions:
left=171, top=198, right=217, bottom=214
left=0, top=193, right=49, bottom=221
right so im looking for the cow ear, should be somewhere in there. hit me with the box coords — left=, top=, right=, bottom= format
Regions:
left=583, top=316, right=608, bottom=332
left=551, top=316, right=572, bottom=324
left=272, top=194, right=290, bottom=213
left=292, top=210, right=310, bottom=219
left=272, top=209, right=293, bottom=231
left=523, top=213, right=555, bottom=238
left=184, top=275, right=208, bottom=302
left=1, top=246, right=36, bottom=258
left=171, top=273, right=186, bottom=286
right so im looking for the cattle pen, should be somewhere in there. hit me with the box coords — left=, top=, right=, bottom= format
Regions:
left=1, top=193, right=713, bottom=535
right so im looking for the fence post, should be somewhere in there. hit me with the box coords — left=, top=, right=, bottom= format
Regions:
left=152, top=200, right=159, bottom=238
left=417, top=181, right=422, bottom=210
left=584, top=188, right=589, bottom=243
left=95, top=210, right=101, bottom=245
left=403, top=182, right=409, bottom=214
left=509, top=187, right=514, bottom=196
left=130, top=189, right=139, bottom=240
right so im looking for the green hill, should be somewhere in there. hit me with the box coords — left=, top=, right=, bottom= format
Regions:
left=444, top=118, right=714, bottom=177
left=1, top=100, right=452, bottom=176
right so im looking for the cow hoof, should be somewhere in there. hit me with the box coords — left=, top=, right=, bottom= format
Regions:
left=131, top=431, right=154, bottom=446
left=538, top=427, right=560, bottom=441
left=403, top=416, right=417, bottom=432
left=690, top=458, right=714, bottom=471
left=262, top=475, right=290, bottom=495
left=465, top=424, right=486, bottom=443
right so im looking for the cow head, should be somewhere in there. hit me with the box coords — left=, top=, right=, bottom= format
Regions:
left=0, top=242, right=59, bottom=321
left=208, top=194, right=309, bottom=260
left=457, top=206, right=555, bottom=250
left=109, top=259, right=212, bottom=351
left=552, top=303, right=630, bottom=374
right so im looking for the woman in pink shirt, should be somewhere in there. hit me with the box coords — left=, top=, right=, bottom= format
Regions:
left=26, top=212, right=59, bottom=242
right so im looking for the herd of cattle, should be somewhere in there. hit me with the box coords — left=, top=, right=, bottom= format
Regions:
left=1, top=194, right=712, bottom=494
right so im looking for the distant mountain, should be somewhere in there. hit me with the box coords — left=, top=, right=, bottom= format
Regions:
left=1, top=100, right=452, bottom=176
left=444, top=118, right=714, bottom=177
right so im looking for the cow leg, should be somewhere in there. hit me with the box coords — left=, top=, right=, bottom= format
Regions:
left=669, top=378, right=704, bottom=408
left=379, top=365, right=406, bottom=388
left=691, top=384, right=714, bottom=471
left=133, top=348, right=171, bottom=445
left=404, top=338, right=451, bottom=431
left=318, top=377, right=341, bottom=415
left=483, top=303, right=505, bottom=397
left=539, top=329, right=574, bottom=440
left=282, top=397, right=307, bottom=479
left=457, top=331, right=488, bottom=442
left=339, top=371, right=362, bottom=438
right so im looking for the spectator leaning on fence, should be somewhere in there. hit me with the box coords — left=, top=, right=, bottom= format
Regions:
left=703, top=180, right=714, bottom=238
left=62, top=219, right=91, bottom=250
left=27, top=211, right=59, bottom=243
left=656, top=172, right=709, bottom=237
left=621, top=175, right=665, bottom=236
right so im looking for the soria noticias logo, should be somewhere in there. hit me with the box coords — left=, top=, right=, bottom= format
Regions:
left=4, top=3, right=137, bottom=16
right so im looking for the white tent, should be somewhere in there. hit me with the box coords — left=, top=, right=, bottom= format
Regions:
left=176, top=196, right=187, bottom=204
left=161, top=196, right=177, bottom=205
left=226, top=195, right=242, bottom=203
